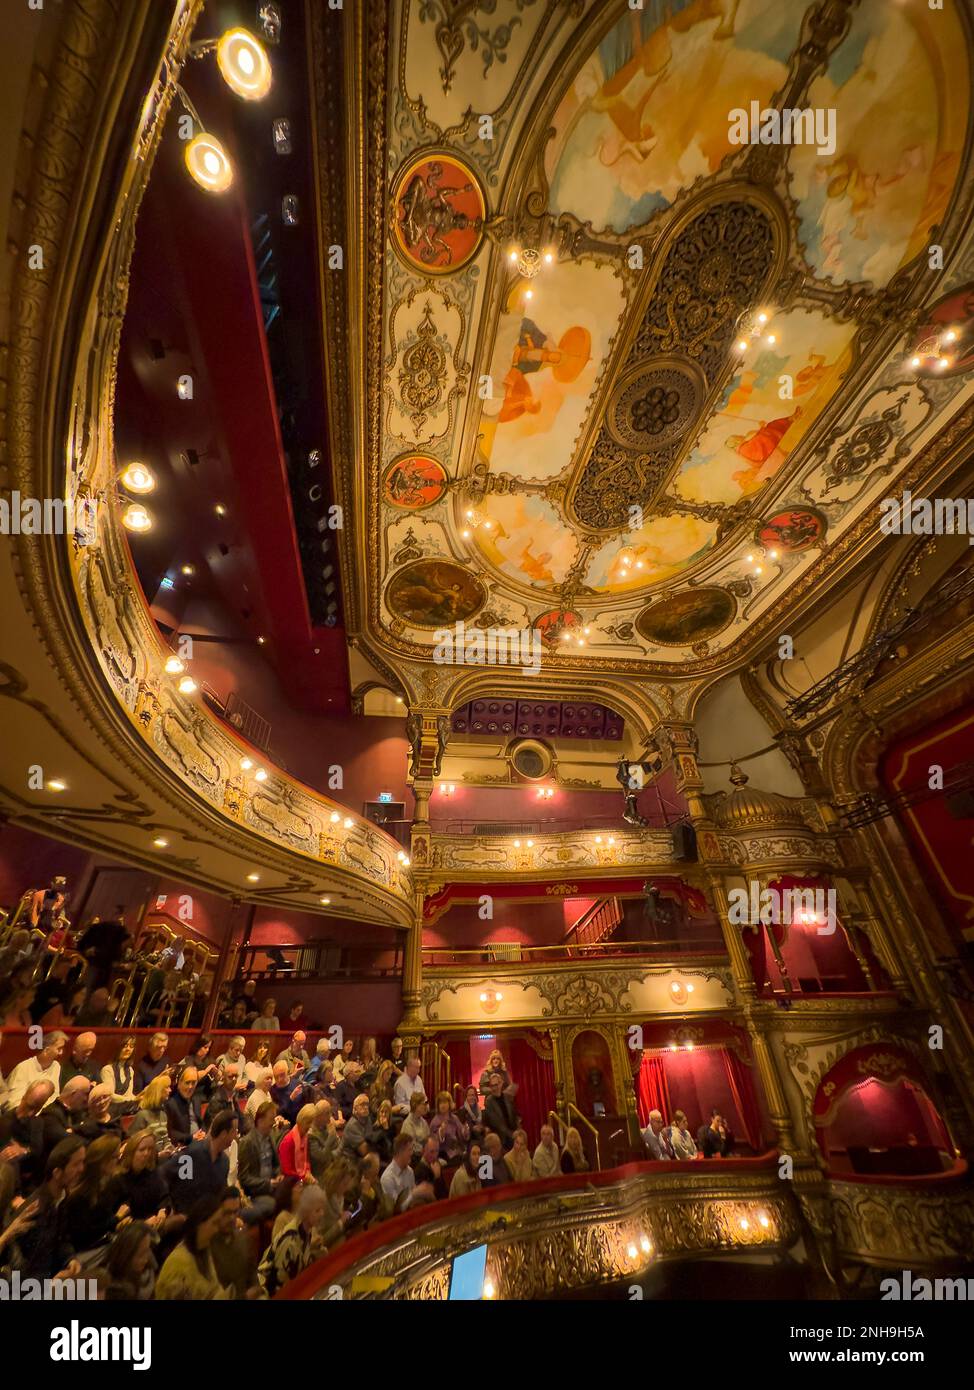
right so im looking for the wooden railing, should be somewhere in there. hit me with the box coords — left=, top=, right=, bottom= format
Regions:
left=422, top=938, right=726, bottom=968
left=233, top=940, right=403, bottom=982
left=564, top=896, right=622, bottom=950
left=549, top=1105, right=602, bottom=1171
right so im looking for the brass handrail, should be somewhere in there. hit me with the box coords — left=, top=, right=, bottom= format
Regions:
left=422, top=939, right=724, bottom=963
left=548, top=1105, right=602, bottom=1172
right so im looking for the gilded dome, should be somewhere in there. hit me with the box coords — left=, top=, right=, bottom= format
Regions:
left=711, top=764, right=807, bottom=831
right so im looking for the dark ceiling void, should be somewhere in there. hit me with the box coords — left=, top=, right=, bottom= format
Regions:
left=114, top=0, right=348, bottom=716
left=451, top=700, right=625, bottom=740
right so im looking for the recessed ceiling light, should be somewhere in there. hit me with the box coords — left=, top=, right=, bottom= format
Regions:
left=247, top=873, right=260, bottom=882
left=257, top=636, right=265, bottom=645
left=181, top=564, right=195, bottom=576
left=319, top=896, right=330, bottom=905
left=153, top=837, right=169, bottom=848
left=214, top=503, right=227, bottom=517
left=46, top=779, right=67, bottom=792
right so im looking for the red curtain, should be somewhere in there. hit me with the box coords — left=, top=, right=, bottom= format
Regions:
left=506, top=1036, right=556, bottom=1146
left=442, top=1037, right=472, bottom=1102
left=636, top=1054, right=671, bottom=1126
left=720, top=1048, right=762, bottom=1150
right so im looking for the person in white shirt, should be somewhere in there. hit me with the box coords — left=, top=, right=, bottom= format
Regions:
left=532, top=1124, right=561, bottom=1179
left=380, top=1133, right=433, bottom=1212
left=5, top=1031, right=67, bottom=1109
left=251, top=999, right=280, bottom=1032
left=392, top=1057, right=425, bottom=1116
left=246, top=1068, right=275, bottom=1119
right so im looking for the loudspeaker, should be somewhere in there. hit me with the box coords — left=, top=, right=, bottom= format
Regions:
left=671, top=822, right=698, bottom=862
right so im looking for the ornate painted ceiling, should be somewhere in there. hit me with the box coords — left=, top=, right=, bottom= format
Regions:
left=319, top=0, right=974, bottom=683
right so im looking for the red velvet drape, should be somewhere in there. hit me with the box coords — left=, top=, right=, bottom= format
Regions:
left=442, top=1037, right=472, bottom=1101
left=720, top=1048, right=762, bottom=1150
left=636, top=1054, right=671, bottom=1126
left=506, top=1036, right=556, bottom=1145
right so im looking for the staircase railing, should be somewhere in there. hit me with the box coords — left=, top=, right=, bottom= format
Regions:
left=564, top=896, right=623, bottom=952
left=549, top=1104, right=602, bottom=1171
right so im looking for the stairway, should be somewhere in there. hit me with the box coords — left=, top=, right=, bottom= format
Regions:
left=564, top=896, right=623, bottom=952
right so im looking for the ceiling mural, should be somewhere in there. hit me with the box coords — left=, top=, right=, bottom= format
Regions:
left=339, top=0, right=974, bottom=679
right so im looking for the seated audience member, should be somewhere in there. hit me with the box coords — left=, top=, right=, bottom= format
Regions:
left=166, top=1066, right=206, bottom=1148
left=429, top=1091, right=469, bottom=1162
left=308, top=1100, right=340, bottom=1181
left=333, top=1061, right=365, bottom=1122
left=532, top=1125, right=560, bottom=1179
left=207, top=1062, right=249, bottom=1126
left=74, top=987, right=116, bottom=1029
left=697, top=1109, right=734, bottom=1158
left=16, top=1135, right=86, bottom=1278
left=214, top=1035, right=247, bottom=1073
left=392, top=1056, right=425, bottom=1117
left=414, top=1134, right=448, bottom=1199
left=251, top=998, right=280, bottom=1032
left=245, top=1067, right=275, bottom=1120
left=128, top=1074, right=173, bottom=1152
left=42, top=1076, right=100, bottom=1154
left=278, top=1104, right=316, bottom=1184
left=238, top=1101, right=281, bottom=1211
left=459, top=1085, right=486, bottom=1143
left=86, top=1083, right=122, bottom=1139
left=642, top=1108, right=674, bottom=1160
left=560, top=1127, right=589, bottom=1175
left=155, top=1193, right=232, bottom=1300
left=332, top=1037, right=357, bottom=1079
left=370, top=1100, right=394, bottom=1165
left=665, top=1109, right=698, bottom=1160
left=100, top=1220, right=157, bottom=1300
left=0, top=1079, right=56, bottom=1188
left=257, top=1182, right=326, bottom=1296
left=230, top=978, right=259, bottom=1023
left=401, top=1091, right=430, bottom=1156
left=270, top=1060, right=309, bottom=1124
left=380, top=1133, right=431, bottom=1214
left=484, top=1071, right=521, bottom=1150
left=448, top=1143, right=483, bottom=1198
left=243, top=1040, right=273, bottom=1087
left=271, top=1176, right=301, bottom=1242
left=60, top=1032, right=101, bottom=1088
left=358, top=1037, right=379, bottom=1088
left=107, top=1132, right=173, bottom=1231
left=320, top=1159, right=358, bottom=1247
left=62, top=1134, right=124, bottom=1254
left=100, top=1036, right=137, bottom=1104
left=315, top=1062, right=340, bottom=1112
left=210, top=1186, right=259, bottom=1299
left=387, top=1036, right=405, bottom=1078
left=275, top=1032, right=310, bottom=1073
left=507, top=1129, right=534, bottom=1183
left=352, top=1152, right=385, bottom=1227
left=283, top=999, right=312, bottom=1032
left=5, top=1030, right=66, bottom=1109
left=482, top=1132, right=511, bottom=1186
left=368, top=1059, right=396, bottom=1111
left=478, top=1048, right=511, bottom=1094
left=134, top=1033, right=171, bottom=1093
left=164, top=1110, right=238, bottom=1215
left=224, top=1000, right=250, bottom=1032
left=341, top=1093, right=374, bottom=1159
left=302, top=1039, right=332, bottom=1085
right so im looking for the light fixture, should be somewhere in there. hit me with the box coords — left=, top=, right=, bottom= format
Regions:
left=482, top=1279, right=496, bottom=1300
left=240, top=758, right=254, bottom=771
left=257, top=2, right=282, bottom=45
left=215, top=503, right=227, bottom=517
left=164, top=657, right=184, bottom=675
left=758, top=1212, right=770, bottom=1229
left=119, top=462, right=156, bottom=494
left=153, top=837, right=169, bottom=848
left=513, top=839, right=521, bottom=849
left=254, top=768, right=268, bottom=782
left=177, top=676, right=197, bottom=695
left=319, top=896, right=330, bottom=905
left=343, top=818, right=353, bottom=829
left=216, top=27, right=272, bottom=101
left=46, top=779, right=67, bottom=793
left=121, top=503, right=152, bottom=532
left=526, top=839, right=534, bottom=848
left=640, top=1236, right=651, bottom=1254
left=184, top=132, right=233, bottom=194
left=272, top=117, right=292, bottom=155
left=627, top=1244, right=638, bottom=1260
left=908, top=324, right=960, bottom=374
left=181, top=564, right=195, bottom=576
left=401, top=856, right=410, bottom=867
left=257, top=636, right=266, bottom=645
left=397, top=851, right=407, bottom=863
left=739, top=1217, right=750, bottom=1232
left=330, top=812, right=340, bottom=824
left=735, top=306, right=779, bottom=355
left=247, top=873, right=260, bottom=883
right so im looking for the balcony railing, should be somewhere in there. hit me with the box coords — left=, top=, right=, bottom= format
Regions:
left=234, top=940, right=403, bottom=983
left=422, top=937, right=727, bottom=968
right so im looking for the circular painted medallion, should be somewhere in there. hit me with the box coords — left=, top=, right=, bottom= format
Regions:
left=636, top=587, right=735, bottom=647
left=391, top=152, right=486, bottom=275
left=382, top=454, right=448, bottom=510
left=756, top=507, right=826, bottom=553
left=385, top=559, right=486, bottom=629
left=606, top=357, right=706, bottom=453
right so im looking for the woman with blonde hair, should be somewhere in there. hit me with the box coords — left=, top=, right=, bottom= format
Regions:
left=507, top=1128, right=534, bottom=1183
left=478, top=1048, right=510, bottom=1093
left=560, top=1126, right=589, bottom=1174
left=278, top=1103, right=316, bottom=1183
left=369, top=1058, right=396, bottom=1111
left=106, top=1131, right=171, bottom=1229
left=358, top=1036, right=378, bottom=1087
left=371, top=1099, right=394, bottom=1165
left=401, top=1091, right=430, bottom=1156
left=319, top=1158, right=356, bottom=1247
left=128, top=1073, right=173, bottom=1151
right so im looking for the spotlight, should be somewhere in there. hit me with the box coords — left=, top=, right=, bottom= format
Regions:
left=181, top=564, right=195, bottom=576
left=343, top=818, right=353, bottom=829
left=46, top=779, right=67, bottom=792
left=247, top=873, right=260, bottom=883
left=216, top=27, right=272, bottom=100
left=240, top=758, right=254, bottom=771
left=330, top=812, right=341, bottom=824
left=153, top=837, right=169, bottom=848
left=177, top=676, right=197, bottom=695
left=119, top=462, right=155, bottom=494
left=254, top=768, right=268, bottom=782
left=164, top=657, right=184, bottom=675
left=122, top=503, right=152, bottom=532
left=184, top=132, right=233, bottom=193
